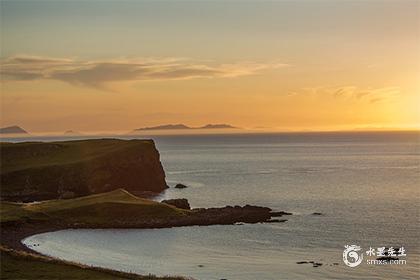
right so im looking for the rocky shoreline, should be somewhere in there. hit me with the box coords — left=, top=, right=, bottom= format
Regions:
left=1, top=200, right=290, bottom=255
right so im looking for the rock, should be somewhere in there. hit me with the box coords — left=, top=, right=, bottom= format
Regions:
left=174, top=183, right=188, bottom=189
left=296, top=261, right=323, bottom=267
left=270, top=211, right=292, bottom=216
left=190, top=204, right=273, bottom=224
left=265, top=219, right=287, bottom=223
left=161, top=198, right=191, bottom=210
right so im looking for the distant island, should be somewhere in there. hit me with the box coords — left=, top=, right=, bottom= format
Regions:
left=64, top=130, right=83, bottom=136
left=135, top=123, right=238, bottom=131
left=0, top=125, right=28, bottom=134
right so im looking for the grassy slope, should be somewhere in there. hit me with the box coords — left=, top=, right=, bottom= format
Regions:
left=0, top=139, right=154, bottom=174
left=1, top=247, right=186, bottom=280
left=0, top=189, right=188, bottom=224
left=0, top=190, right=190, bottom=279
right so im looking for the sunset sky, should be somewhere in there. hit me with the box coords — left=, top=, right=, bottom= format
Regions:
left=1, top=0, right=419, bottom=133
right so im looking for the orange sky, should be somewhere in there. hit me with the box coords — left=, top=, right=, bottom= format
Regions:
left=1, top=1, right=419, bottom=133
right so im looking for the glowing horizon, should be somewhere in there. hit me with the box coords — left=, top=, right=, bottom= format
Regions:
left=1, top=1, right=419, bottom=133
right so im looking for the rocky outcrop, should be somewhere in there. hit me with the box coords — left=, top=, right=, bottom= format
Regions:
left=174, top=183, right=188, bottom=189
left=296, top=261, right=323, bottom=267
left=271, top=211, right=292, bottom=216
left=187, top=205, right=274, bottom=225
left=162, top=198, right=191, bottom=210
left=0, top=139, right=168, bottom=202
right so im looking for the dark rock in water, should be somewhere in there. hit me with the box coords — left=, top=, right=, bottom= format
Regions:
left=297, top=261, right=323, bottom=267
left=174, top=183, right=188, bottom=189
left=265, top=219, right=287, bottom=223
left=312, top=212, right=323, bottom=215
left=189, top=204, right=274, bottom=224
left=312, top=262, right=322, bottom=267
left=162, top=198, right=191, bottom=210
left=270, top=211, right=292, bottom=216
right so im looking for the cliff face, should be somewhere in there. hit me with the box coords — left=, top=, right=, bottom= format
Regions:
left=0, top=139, right=168, bottom=202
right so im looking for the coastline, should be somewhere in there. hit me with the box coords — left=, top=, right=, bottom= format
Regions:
left=2, top=206, right=288, bottom=252
left=1, top=245, right=187, bottom=280
left=0, top=138, right=290, bottom=279
left=1, top=196, right=289, bottom=279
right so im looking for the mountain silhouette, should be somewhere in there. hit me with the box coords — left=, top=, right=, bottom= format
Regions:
left=135, top=123, right=237, bottom=131
left=0, top=125, right=28, bottom=134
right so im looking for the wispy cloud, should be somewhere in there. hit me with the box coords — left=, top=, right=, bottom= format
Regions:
left=0, top=55, right=288, bottom=88
left=332, top=86, right=400, bottom=103
left=293, top=85, right=400, bottom=104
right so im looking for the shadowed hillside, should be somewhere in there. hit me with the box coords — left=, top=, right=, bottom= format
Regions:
left=0, top=139, right=168, bottom=202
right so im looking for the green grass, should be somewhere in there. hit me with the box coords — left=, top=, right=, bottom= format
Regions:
left=0, top=191, right=190, bottom=279
left=1, top=246, right=188, bottom=280
left=0, top=139, right=154, bottom=174
left=0, top=189, right=188, bottom=225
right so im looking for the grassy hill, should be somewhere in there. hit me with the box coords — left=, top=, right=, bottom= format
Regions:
left=1, top=246, right=187, bottom=280
left=0, top=139, right=168, bottom=201
left=0, top=189, right=191, bottom=279
left=0, top=190, right=190, bottom=279
left=0, top=189, right=187, bottom=225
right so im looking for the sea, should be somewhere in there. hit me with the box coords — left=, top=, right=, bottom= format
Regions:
left=11, top=131, right=420, bottom=279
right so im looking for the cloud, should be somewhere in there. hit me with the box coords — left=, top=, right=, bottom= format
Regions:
left=334, top=86, right=400, bottom=103
left=0, top=55, right=288, bottom=88
left=294, top=85, right=400, bottom=104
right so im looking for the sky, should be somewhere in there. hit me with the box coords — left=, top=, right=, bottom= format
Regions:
left=1, top=0, right=419, bottom=133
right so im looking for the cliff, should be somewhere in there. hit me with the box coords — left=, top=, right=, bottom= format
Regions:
left=0, top=139, right=168, bottom=202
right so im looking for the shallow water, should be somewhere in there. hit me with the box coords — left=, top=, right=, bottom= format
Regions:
left=19, top=132, right=420, bottom=279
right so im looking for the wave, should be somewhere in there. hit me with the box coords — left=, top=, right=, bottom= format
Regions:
left=167, top=169, right=220, bottom=175
left=242, top=238, right=272, bottom=245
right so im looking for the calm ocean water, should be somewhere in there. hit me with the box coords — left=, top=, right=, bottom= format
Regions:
left=17, top=132, right=420, bottom=279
